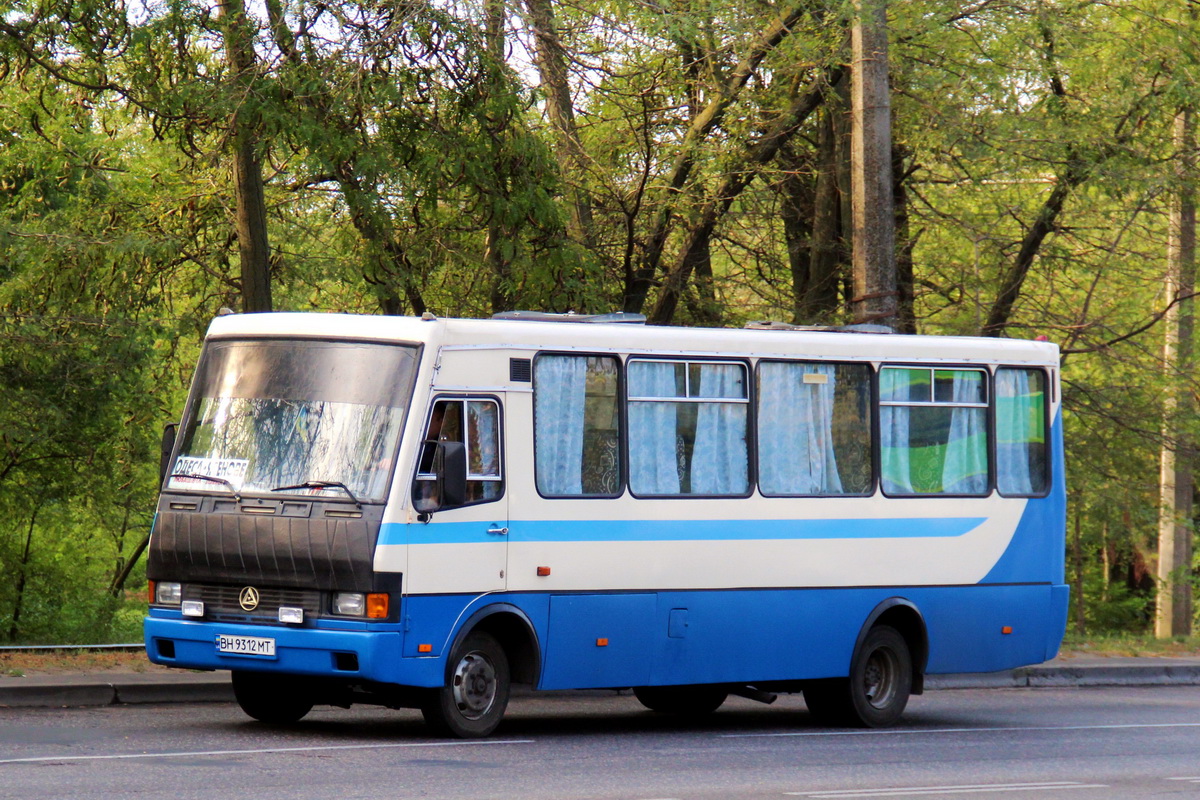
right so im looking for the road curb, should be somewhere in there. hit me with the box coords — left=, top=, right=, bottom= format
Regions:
left=0, top=675, right=233, bottom=709
left=3, top=662, right=1199, bottom=709
left=113, top=679, right=235, bottom=705
left=927, top=663, right=1200, bottom=690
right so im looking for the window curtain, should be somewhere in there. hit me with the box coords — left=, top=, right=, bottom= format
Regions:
left=758, top=363, right=842, bottom=494
left=996, top=368, right=1035, bottom=494
left=534, top=356, right=587, bottom=495
left=690, top=364, right=749, bottom=494
left=880, top=370, right=913, bottom=494
left=468, top=401, right=500, bottom=478
left=629, top=362, right=681, bottom=494
left=942, top=374, right=987, bottom=494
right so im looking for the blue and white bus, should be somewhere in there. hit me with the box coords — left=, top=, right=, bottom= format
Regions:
left=145, top=311, right=1067, bottom=737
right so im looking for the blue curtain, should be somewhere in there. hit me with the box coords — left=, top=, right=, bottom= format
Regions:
left=942, top=373, right=987, bottom=494
left=880, top=370, right=913, bottom=494
left=629, top=361, right=682, bottom=494
left=758, top=363, right=842, bottom=494
left=996, top=368, right=1036, bottom=494
left=534, top=356, right=587, bottom=495
left=691, top=364, right=749, bottom=494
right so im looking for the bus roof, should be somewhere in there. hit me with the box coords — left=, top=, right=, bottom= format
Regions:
left=205, top=312, right=1060, bottom=366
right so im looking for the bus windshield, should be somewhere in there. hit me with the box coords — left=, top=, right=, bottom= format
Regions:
left=167, top=338, right=418, bottom=503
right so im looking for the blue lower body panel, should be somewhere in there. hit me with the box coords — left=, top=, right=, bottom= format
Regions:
left=145, top=582, right=1069, bottom=691
left=144, top=616, right=442, bottom=688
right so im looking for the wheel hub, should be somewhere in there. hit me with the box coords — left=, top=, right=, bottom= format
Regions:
left=863, top=647, right=898, bottom=709
left=452, top=651, right=497, bottom=720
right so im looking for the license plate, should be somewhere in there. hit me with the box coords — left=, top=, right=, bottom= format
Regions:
left=216, top=634, right=276, bottom=657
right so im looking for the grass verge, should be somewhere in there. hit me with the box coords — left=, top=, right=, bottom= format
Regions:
left=0, top=649, right=163, bottom=677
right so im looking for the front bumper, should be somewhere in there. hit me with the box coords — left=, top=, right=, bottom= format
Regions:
left=143, top=614, right=444, bottom=688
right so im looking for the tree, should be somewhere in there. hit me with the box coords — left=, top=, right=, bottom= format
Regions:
left=1155, top=85, right=1196, bottom=640
left=218, top=0, right=273, bottom=313
left=850, top=0, right=897, bottom=327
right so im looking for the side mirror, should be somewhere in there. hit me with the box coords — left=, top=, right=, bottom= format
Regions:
left=159, top=423, right=178, bottom=487
left=435, top=441, right=468, bottom=509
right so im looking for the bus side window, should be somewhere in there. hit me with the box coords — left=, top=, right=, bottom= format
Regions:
left=627, top=359, right=749, bottom=496
left=413, top=399, right=502, bottom=511
left=534, top=355, right=622, bottom=497
left=879, top=367, right=989, bottom=496
left=995, top=367, right=1048, bottom=495
left=757, top=361, right=873, bottom=496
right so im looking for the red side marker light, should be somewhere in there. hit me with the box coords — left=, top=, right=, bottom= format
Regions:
left=537, top=566, right=551, bottom=577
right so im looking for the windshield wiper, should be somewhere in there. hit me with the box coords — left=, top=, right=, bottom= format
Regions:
left=169, top=473, right=241, bottom=501
left=271, top=480, right=362, bottom=507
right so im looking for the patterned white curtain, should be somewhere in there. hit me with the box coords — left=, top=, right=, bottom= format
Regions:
left=879, top=370, right=913, bottom=494
left=942, top=373, right=987, bottom=494
left=757, top=363, right=842, bottom=494
left=691, top=364, right=749, bottom=494
left=534, top=356, right=587, bottom=495
left=996, top=368, right=1035, bottom=494
left=628, top=361, right=681, bottom=495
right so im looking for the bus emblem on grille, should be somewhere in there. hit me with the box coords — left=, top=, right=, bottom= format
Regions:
left=238, top=586, right=260, bottom=611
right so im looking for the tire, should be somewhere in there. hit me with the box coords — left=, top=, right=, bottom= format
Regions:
left=231, top=670, right=314, bottom=724
left=422, top=631, right=510, bottom=738
left=633, top=685, right=728, bottom=715
left=803, top=625, right=911, bottom=728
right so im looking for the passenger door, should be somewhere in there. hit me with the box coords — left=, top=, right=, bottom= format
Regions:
left=405, top=395, right=508, bottom=595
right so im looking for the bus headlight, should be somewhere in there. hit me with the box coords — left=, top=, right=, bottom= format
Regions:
left=333, top=592, right=365, bottom=616
left=156, top=582, right=183, bottom=605
left=333, top=592, right=389, bottom=619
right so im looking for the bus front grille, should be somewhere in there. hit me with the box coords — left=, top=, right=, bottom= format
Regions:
left=183, top=584, right=322, bottom=617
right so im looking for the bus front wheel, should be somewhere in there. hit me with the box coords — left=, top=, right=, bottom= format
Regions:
left=231, top=670, right=314, bottom=724
left=422, top=631, right=511, bottom=738
left=803, top=625, right=911, bottom=728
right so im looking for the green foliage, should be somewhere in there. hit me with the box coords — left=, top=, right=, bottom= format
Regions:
left=0, top=0, right=1198, bottom=641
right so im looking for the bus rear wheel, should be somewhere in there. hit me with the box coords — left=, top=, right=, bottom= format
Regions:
left=803, top=625, right=911, bottom=728
left=633, top=685, right=728, bottom=715
left=231, top=670, right=314, bottom=724
left=422, top=631, right=510, bottom=738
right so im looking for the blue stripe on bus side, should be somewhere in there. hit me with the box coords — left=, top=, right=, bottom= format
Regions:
left=380, top=516, right=987, bottom=546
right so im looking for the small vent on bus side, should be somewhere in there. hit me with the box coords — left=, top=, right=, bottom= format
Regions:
left=510, top=358, right=532, bottom=383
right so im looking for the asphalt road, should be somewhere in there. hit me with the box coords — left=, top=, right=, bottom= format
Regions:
left=1, top=686, right=1198, bottom=800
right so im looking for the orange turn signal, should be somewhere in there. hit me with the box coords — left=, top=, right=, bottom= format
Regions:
left=366, top=593, right=389, bottom=619
left=418, top=643, right=433, bottom=653
left=537, top=566, right=551, bottom=577
left=1001, top=626, right=1013, bottom=635
left=596, top=638, right=609, bottom=647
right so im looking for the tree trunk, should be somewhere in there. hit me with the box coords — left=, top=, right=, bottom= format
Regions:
left=1072, top=489, right=1085, bottom=635
left=625, top=2, right=813, bottom=314
left=849, top=0, right=897, bottom=327
left=648, top=67, right=843, bottom=324
left=1155, top=105, right=1196, bottom=638
left=264, top=0, right=424, bottom=316
left=980, top=173, right=1077, bottom=337
left=892, top=141, right=917, bottom=333
left=485, top=0, right=515, bottom=314
left=219, top=0, right=273, bottom=313
left=8, top=505, right=40, bottom=641
left=776, top=144, right=816, bottom=323
left=807, top=106, right=846, bottom=322
left=523, top=0, right=595, bottom=248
